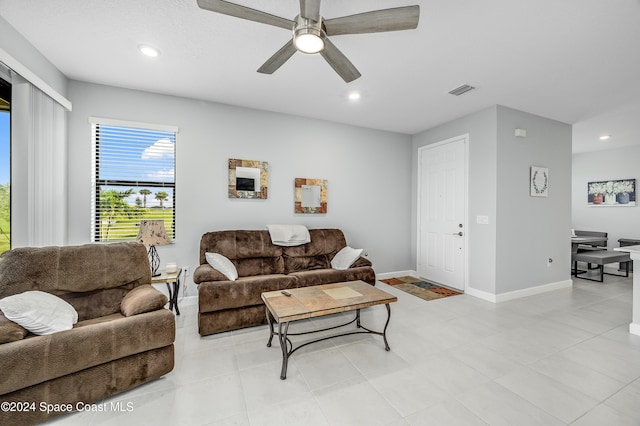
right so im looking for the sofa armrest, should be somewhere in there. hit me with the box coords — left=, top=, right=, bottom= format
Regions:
left=121, top=285, right=168, bottom=317
left=351, top=256, right=372, bottom=268
left=193, top=264, right=228, bottom=284
left=0, top=312, right=28, bottom=344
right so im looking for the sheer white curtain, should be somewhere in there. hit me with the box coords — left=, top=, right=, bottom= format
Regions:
left=12, top=77, right=67, bottom=247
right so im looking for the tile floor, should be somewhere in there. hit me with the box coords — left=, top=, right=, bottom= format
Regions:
left=47, top=274, right=640, bottom=425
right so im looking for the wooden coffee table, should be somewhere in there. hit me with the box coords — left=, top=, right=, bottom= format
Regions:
left=261, top=280, right=397, bottom=379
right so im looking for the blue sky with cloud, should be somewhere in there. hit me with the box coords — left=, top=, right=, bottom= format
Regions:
left=0, top=112, right=8, bottom=184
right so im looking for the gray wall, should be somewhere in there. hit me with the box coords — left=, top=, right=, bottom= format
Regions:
left=572, top=145, right=640, bottom=249
left=66, top=81, right=413, bottom=295
left=495, top=106, right=572, bottom=293
left=412, top=105, right=572, bottom=297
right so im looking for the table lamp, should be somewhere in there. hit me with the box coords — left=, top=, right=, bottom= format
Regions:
left=136, top=219, right=171, bottom=277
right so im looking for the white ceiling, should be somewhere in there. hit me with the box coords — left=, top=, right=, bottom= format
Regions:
left=2, top=0, right=640, bottom=152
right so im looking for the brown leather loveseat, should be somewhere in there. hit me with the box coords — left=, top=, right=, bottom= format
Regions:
left=0, top=242, right=175, bottom=426
left=194, top=228, right=375, bottom=335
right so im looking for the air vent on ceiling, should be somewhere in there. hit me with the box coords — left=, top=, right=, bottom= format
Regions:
left=448, top=84, right=475, bottom=96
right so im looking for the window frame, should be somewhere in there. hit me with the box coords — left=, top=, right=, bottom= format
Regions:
left=90, top=117, right=178, bottom=243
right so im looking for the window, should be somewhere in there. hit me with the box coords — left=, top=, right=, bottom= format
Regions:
left=91, top=118, right=177, bottom=242
left=0, top=72, right=10, bottom=254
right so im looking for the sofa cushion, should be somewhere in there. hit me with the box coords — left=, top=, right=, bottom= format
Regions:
left=199, top=230, right=283, bottom=262
left=283, top=253, right=330, bottom=272
left=0, top=290, right=78, bottom=335
left=283, top=229, right=347, bottom=257
left=236, top=257, right=284, bottom=278
left=205, top=252, right=238, bottom=281
left=121, top=285, right=168, bottom=317
left=198, top=274, right=298, bottom=312
left=0, top=309, right=175, bottom=396
left=60, top=287, right=130, bottom=322
left=283, top=229, right=347, bottom=274
left=198, top=231, right=285, bottom=278
left=0, top=312, right=28, bottom=344
left=0, top=242, right=150, bottom=295
left=289, top=266, right=376, bottom=287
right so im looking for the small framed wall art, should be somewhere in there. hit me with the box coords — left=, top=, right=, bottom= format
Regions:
left=530, top=166, right=549, bottom=197
left=294, top=178, right=328, bottom=213
left=228, top=158, right=269, bottom=199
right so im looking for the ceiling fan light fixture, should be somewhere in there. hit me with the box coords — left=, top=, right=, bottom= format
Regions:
left=293, top=16, right=325, bottom=54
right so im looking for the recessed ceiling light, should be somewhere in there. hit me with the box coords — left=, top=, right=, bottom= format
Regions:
left=599, top=135, right=611, bottom=141
left=348, top=92, right=361, bottom=101
left=138, top=44, right=160, bottom=58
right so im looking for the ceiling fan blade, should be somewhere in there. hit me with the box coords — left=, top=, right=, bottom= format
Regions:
left=257, top=40, right=297, bottom=74
left=299, top=0, right=321, bottom=22
left=320, top=38, right=361, bottom=83
left=197, top=0, right=294, bottom=30
left=324, top=5, right=420, bottom=36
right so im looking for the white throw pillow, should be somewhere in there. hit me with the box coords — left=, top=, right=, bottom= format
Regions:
left=331, top=246, right=363, bottom=270
left=205, top=252, right=238, bottom=281
left=0, top=290, right=78, bottom=335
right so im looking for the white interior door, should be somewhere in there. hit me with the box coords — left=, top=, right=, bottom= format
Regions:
left=418, top=136, right=467, bottom=291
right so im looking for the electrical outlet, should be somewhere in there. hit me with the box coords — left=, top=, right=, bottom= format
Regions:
left=183, top=266, right=189, bottom=276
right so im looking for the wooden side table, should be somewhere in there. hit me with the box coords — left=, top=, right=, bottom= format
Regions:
left=151, top=268, right=182, bottom=315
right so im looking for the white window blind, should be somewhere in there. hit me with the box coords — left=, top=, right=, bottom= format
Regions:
left=90, top=120, right=176, bottom=242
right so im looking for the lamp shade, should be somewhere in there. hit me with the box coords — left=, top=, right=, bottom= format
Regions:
left=136, top=220, right=171, bottom=246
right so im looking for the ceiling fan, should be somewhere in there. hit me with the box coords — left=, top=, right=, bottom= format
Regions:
left=196, top=0, right=420, bottom=83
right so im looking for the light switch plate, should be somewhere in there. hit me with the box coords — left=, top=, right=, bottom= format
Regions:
left=476, top=215, right=489, bottom=225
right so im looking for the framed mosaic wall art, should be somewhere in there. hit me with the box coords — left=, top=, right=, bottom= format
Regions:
left=228, top=158, right=268, bottom=199
left=294, top=178, right=327, bottom=214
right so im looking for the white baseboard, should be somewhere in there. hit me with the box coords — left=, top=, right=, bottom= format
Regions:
left=376, top=270, right=417, bottom=281
left=467, top=279, right=573, bottom=303
left=465, top=287, right=498, bottom=303
left=496, top=279, right=573, bottom=303
left=629, top=323, right=640, bottom=336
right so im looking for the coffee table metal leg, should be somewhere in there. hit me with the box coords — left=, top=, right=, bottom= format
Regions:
left=356, top=309, right=361, bottom=328
left=279, top=322, right=290, bottom=380
left=266, top=307, right=275, bottom=348
left=382, top=303, right=391, bottom=351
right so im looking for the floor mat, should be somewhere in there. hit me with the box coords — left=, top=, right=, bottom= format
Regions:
left=379, top=276, right=462, bottom=301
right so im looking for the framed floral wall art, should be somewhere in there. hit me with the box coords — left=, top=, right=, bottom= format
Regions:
left=588, top=178, right=636, bottom=206
left=530, top=166, right=549, bottom=197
